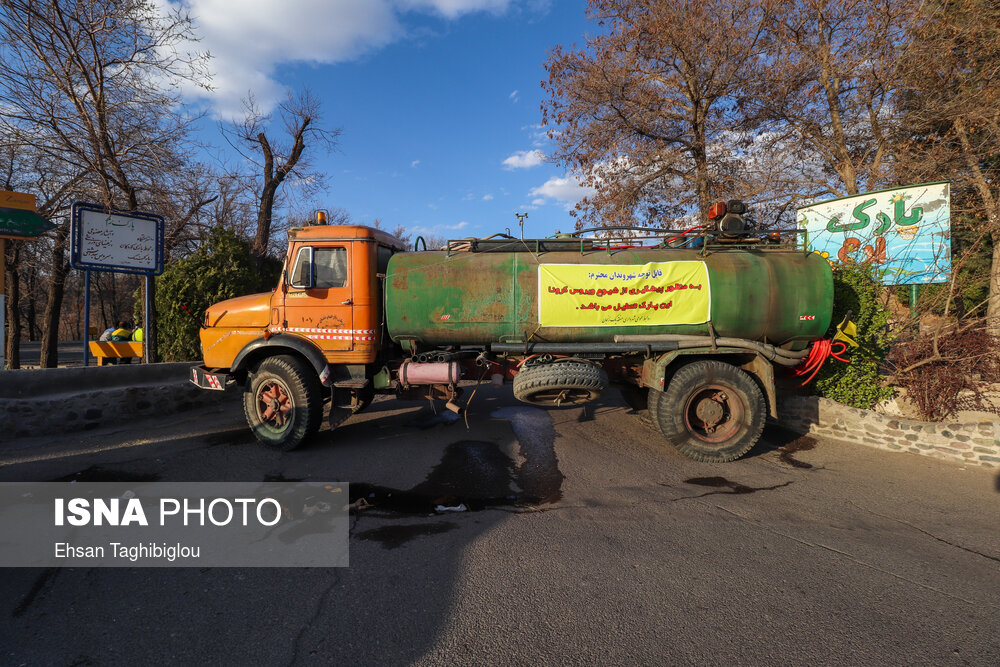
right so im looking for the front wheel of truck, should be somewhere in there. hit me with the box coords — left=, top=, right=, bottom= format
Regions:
left=243, top=355, right=323, bottom=451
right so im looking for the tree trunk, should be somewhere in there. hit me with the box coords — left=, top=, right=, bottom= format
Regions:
left=4, top=240, right=21, bottom=369
left=955, top=120, right=1000, bottom=336
left=988, top=227, right=1000, bottom=337
left=40, top=225, right=70, bottom=368
left=142, top=276, right=157, bottom=362
left=252, top=184, right=278, bottom=271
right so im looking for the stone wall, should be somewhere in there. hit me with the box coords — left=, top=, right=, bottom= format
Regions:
left=778, top=395, right=1000, bottom=468
left=0, top=363, right=230, bottom=442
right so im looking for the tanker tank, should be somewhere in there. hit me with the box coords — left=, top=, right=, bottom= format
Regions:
left=385, top=242, right=833, bottom=349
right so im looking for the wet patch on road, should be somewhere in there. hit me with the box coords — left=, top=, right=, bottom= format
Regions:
left=354, top=521, right=458, bottom=549
left=350, top=440, right=520, bottom=513
left=778, top=435, right=818, bottom=469
left=349, top=406, right=564, bottom=518
left=491, top=406, right=563, bottom=504
left=405, top=409, right=461, bottom=429
left=671, top=476, right=793, bottom=500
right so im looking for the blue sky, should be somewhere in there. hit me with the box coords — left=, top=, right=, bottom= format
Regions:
left=174, top=0, right=598, bottom=240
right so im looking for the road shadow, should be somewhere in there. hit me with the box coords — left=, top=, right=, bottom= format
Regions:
left=749, top=424, right=820, bottom=469
left=0, top=390, right=564, bottom=665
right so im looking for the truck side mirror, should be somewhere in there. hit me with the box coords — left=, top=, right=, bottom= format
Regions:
left=289, top=246, right=315, bottom=289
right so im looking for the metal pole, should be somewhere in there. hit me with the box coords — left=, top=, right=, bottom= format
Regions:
left=910, top=283, right=919, bottom=334
left=83, top=269, right=90, bottom=367
left=144, top=273, right=151, bottom=364
left=1, top=238, right=6, bottom=371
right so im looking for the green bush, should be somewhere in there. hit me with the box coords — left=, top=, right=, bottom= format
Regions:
left=813, top=261, right=894, bottom=409
left=152, top=228, right=281, bottom=361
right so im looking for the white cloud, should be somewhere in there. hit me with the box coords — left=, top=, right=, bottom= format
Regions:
left=502, top=149, right=545, bottom=170
left=531, top=198, right=545, bottom=206
left=168, top=0, right=520, bottom=116
left=482, top=194, right=494, bottom=201
left=529, top=174, right=596, bottom=209
left=411, top=159, right=421, bottom=168
left=398, top=0, right=512, bottom=19
left=410, top=220, right=470, bottom=235
left=509, top=89, right=519, bottom=103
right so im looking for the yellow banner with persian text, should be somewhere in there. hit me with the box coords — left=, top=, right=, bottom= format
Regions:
left=538, top=262, right=711, bottom=327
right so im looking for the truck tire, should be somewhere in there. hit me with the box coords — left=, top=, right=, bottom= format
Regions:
left=647, top=387, right=665, bottom=433
left=243, top=355, right=323, bottom=451
left=513, top=361, right=608, bottom=407
left=649, top=360, right=765, bottom=463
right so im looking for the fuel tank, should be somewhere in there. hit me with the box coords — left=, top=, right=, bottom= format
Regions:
left=385, top=247, right=833, bottom=348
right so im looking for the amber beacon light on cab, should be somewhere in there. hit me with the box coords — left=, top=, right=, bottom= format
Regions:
left=191, top=201, right=844, bottom=463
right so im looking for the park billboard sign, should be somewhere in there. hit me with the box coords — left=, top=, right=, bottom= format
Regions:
left=796, top=182, right=951, bottom=286
left=70, top=201, right=164, bottom=275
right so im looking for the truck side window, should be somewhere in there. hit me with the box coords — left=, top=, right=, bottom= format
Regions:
left=314, top=247, right=348, bottom=288
left=290, top=247, right=313, bottom=288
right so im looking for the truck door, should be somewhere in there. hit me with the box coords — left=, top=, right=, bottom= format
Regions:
left=283, top=243, right=354, bottom=353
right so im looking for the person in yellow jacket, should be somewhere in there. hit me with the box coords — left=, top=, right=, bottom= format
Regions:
left=131, top=325, right=143, bottom=342
left=110, top=320, right=133, bottom=364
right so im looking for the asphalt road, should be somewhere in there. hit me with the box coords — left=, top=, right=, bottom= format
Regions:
left=2, top=387, right=999, bottom=665
left=11, top=340, right=87, bottom=367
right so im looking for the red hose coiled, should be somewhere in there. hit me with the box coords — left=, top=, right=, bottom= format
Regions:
left=794, top=339, right=850, bottom=386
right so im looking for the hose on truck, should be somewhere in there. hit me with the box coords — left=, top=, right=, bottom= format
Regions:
left=793, top=339, right=850, bottom=386
left=612, top=334, right=811, bottom=367
left=612, top=333, right=851, bottom=381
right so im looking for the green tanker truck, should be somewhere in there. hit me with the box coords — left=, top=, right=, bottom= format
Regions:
left=192, top=200, right=836, bottom=462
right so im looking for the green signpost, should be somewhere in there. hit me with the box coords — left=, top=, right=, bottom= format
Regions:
left=0, top=191, right=56, bottom=369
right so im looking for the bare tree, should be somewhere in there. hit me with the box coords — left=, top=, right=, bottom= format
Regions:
left=223, top=90, right=340, bottom=268
left=744, top=0, right=917, bottom=201
left=0, top=0, right=210, bottom=364
left=542, top=0, right=772, bottom=227
left=891, top=0, right=1000, bottom=334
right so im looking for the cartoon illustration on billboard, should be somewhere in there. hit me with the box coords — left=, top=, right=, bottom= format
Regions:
left=797, top=182, right=951, bottom=286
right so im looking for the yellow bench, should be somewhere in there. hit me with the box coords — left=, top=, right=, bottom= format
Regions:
left=88, top=341, right=144, bottom=366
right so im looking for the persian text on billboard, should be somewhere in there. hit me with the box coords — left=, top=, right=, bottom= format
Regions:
left=797, top=182, right=950, bottom=285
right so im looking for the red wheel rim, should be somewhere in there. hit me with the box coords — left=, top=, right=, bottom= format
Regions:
left=683, top=384, right=743, bottom=444
left=257, top=380, right=293, bottom=429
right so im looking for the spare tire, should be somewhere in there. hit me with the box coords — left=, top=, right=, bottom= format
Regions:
left=513, top=362, right=608, bottom=407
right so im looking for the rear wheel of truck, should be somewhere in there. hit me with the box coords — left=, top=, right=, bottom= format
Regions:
left=649, top=360, right=765, bottom=463
left=513, top=361, right=608, bottom=407
left=243, top=355, right=323, bottom=451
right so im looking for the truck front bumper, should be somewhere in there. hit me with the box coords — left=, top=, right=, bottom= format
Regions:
left=190, top=365, right=234, bottom=391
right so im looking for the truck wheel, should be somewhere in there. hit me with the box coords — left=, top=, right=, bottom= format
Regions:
left=647, top=388, right=665, bottom=433
left=243, top=355, right=323, bottom=451
left=513, top=361, right=608, bottom=407
left=650, top=360, right=765, bottom=463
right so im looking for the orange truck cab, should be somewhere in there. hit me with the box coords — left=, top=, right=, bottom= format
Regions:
left=192, top=224, right=406, bottom=448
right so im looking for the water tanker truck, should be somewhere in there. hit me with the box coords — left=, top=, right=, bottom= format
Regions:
left=191, top=200, right=835, bottom=462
